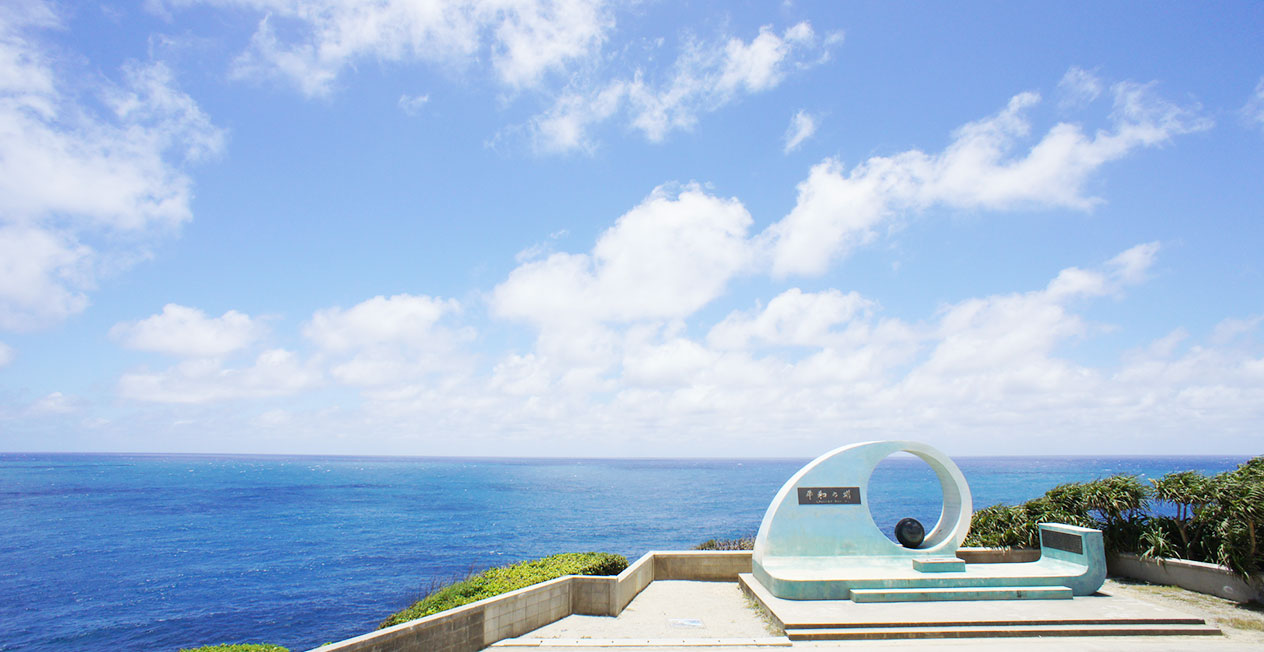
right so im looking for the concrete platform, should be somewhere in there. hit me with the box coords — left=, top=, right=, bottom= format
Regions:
left=494, top=578, right=1264, bottom=651
left=755, top=553, right=1100, bottom=601
left=739, top=573, right=1219, bottom=640
left=493, top=581, right=791, bottom=649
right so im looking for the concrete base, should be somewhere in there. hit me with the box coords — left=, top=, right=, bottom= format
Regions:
left=850, top=585, right=1072, bottom=603
left=739, top=573, right=1221, bottom=640
left=755, top=524, right=1107, bottom=601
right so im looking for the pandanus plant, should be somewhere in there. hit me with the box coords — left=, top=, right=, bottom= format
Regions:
left=1207, top=461, right=1264, bottom=575
left=1149, top=470, right=1212, bottom=557
left=966, top=456, right=1264, bottom=577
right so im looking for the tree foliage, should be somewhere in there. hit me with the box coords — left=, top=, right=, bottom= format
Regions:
left=966, top=456, right=1263, bottom=576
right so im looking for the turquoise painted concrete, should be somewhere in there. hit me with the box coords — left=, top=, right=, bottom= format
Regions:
left=1035, top=522, right=1107, bottom=596
left=912, top=557, right=966, bottom=573
left=752, top=440, right=972, bottom=563
left=751, top=441, right=1108, bottom=601
left=850, top=585, right=1074, bottom=603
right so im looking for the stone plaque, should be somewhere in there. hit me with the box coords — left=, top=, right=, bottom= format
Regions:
left=1042, top=529, right=1083, bottom=555
left=797, top=486, right=861, bottom=505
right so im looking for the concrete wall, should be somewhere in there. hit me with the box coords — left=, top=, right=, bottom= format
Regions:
left=959, top=547, right=1264, bottom=605
left=569, top=575, right=615, bottom=615
left=654, top=550, right=752, bottom=580
left=614, top=553, right=656, bottom=613
left=482, top=577, right=572, bottom=642
left=313, top=550, right=753, bottom=652
left=1108, top=553, right=1263, bottom=604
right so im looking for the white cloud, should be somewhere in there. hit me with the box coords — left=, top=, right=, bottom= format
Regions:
left=1212, top=315, right=1264, bottom=345
left=530, top=81, right=626, bottom=153
left=0, top=2, right=223, bottom=331
left=398, top=93, right=429, bottom=116
left=28, top=390, right=76, bottom=414
left=118, top=348, right=320, bottom=403
left=1244, top=76, right=1264, bottom=132
left=0, top=340, right=12, bottom=366
left=109, top=294, right=471, bottom=403
left=1057, top=66, right=1102, bottom=109
left=783, top=109, right=816, bottom=153
left=763, top=74, right=1210, bottom=277
left=477, top=243, right=1260, bottom=457
left=304, top=293, right=470, bottom=386
left=707, top=288, right=873, bottom=350
left=165, top=0, right=613, bottom=96
left=0, top=226, right=91, bottom=330
left=110, top=304, right=263, bottom=357
left=532, top=22, right=839, bottom=152
left=1104, top=241, right=1160, bottom=286
left=305, top=293, right=460, bottom=352
left=905, top=244, right=1158, bottom=398
left=514, top=228, right=569, bottom=262
left=490, top=184, right=755, bottom=388
left=92, top=241, right=1264, bottom=455
left=492, top=183, right=754, bottom=327
left=479, top=243, right=1194, bottom=452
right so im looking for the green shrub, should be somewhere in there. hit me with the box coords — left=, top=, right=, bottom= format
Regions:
left=179, top=645, right=288, bottom=652
left=1150, top=470, right=1213, bottom=557
left=967, top=456, right=1264, bottom=577
left=964, top=503, right=1031, bottom=548
left=380, top=552, right=627, bottom=628
left=694, top=536, right=755, bottom=550
left=964, top=493, right=1094, bottom=549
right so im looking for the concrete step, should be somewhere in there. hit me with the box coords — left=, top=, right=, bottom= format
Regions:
left=492, top=637, right=793, bottom=647
left=850, top=585, right=1072, bottom=603
left=912, top=557, right=966, bottom=573
left=786, top=623, right=1223, bottom=640
left=786, top=615, right=1209, bottom=629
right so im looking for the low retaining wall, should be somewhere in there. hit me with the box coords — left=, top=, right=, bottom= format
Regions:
left=314, top=550, right=752, bottom=652
left=958, top=548, right=1264, bottom=604
left=1108, top=553, right=1264, bottom=604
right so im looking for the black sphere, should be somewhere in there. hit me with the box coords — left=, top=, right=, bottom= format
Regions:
left=895, top=517, right=925, bottom=548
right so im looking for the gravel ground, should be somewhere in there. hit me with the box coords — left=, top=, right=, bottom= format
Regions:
left=1102, top=577, right=1264, bottom=644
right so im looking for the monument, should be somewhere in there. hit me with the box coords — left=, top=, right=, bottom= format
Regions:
left=751, top=440, right=1106, bottom=602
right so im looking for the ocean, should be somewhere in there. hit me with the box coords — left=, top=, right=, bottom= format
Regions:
left=0, top=452, right=1248, bottom=651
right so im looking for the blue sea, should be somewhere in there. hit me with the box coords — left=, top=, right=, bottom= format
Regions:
left=0, top=453, right=1249, bottom=651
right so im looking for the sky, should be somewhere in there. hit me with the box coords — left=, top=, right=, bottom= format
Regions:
left=1, top=1, right=1262, bottom=458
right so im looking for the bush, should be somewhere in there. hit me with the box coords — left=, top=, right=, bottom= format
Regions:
left=967, top=456, right=1264, bottom=577
left=380, top=552, right=627, bottom=628
left=693, top=536, right=755, bottom=550
left=964, top=503, right=1032, bottom=548
left=179, top=645, right=288, bottom=652
left=964, top=493, right=1094, bottom=549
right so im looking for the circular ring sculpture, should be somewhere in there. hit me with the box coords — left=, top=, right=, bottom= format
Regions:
left=753, top=440, right=973, bottom=564
left=750, top=440, right=1107, bottom=602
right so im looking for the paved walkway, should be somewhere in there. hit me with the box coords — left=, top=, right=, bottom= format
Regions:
left=492, top=579, right=1264, bottom=651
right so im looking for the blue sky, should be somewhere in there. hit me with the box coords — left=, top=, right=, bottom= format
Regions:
left=1, top=1, right=1262, bottom=457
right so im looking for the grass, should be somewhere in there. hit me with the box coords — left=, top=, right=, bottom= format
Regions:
left=741, top=592, right=785, bottom=636
left=379, top=552, right=627, bottom=629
